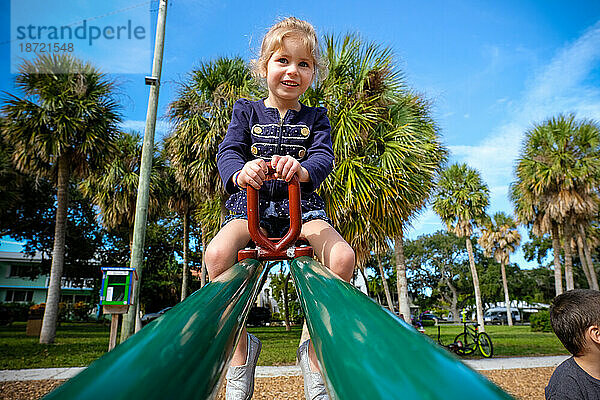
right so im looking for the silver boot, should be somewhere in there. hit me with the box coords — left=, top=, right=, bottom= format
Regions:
left=297, top=340, right=329, bottom=400
left=226, top=333, right=262, bottom=400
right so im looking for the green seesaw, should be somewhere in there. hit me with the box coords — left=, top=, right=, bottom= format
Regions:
left=45, top=172, right=512, bottom=399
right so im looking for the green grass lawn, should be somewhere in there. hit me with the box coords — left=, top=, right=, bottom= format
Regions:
left=423, top=324, right=568, bottom=358
left=0, top=321, right=567, bottom=370
left=249, top=325, right=303, bottom=365
left=0, top=322, right=111, bottom=370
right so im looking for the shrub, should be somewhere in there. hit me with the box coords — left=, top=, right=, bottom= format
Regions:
left=1, top=302, right=33, bottom=322
left=530, top=310, right=552, bottom=332
left=12, top=302, right=34, bottom=321
left=73, top=302, right=92, bottom=321
left=29, top=303, right=45, bottom=318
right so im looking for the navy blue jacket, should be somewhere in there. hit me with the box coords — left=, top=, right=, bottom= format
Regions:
left=217, top=98, right=334, bottom=217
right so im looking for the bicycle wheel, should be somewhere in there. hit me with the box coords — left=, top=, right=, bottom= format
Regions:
left=454, top=332, right=476, bottom=355
left=477, top=332, right=494, bottom=358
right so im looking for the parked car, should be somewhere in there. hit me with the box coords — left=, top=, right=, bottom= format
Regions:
left=412, top=312, right=443, bottom=327
left=484, top=307, right=521, bottom=325
left=141, top=307, right=172, bottom=326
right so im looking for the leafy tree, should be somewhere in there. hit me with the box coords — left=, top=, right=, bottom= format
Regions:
left=140, top=218, right=185, bottom=313
left=403, top=231, right=473, bottom=321
left=163, top=164, right=195, bottom=300
left=269, top=265, right=302, bottom=329
left=478, top=212, right=521, bottom=325
left=364, top=250, right=397, bottom=309
left=511, top=267, right=555, bottom=305
left=1, top=54, right=121, bottom=344
left=0, top=137, right=55, bottom=253
left=522, top=231, right=553, bottom=266
left=433, top=163, right=490, bottom=330
left=1, top=137, right=103, bottom=286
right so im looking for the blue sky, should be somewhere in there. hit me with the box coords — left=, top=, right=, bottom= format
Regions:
left=2, top=1, right=600, bottom=268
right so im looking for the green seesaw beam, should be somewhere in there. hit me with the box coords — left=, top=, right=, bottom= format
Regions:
left=45, top=256, right=512, bottom=399
left=290, top=256, right=513, bottom=400
left=44, top=259, right=267, bottom=400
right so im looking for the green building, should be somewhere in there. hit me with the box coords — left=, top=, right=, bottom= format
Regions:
left=0, top=251, right=94, bottom=305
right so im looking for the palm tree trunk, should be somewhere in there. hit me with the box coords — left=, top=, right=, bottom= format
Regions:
left=448, top=279, right=459, bottom=322
left=120, top=227, right=139, bottom=339
left=359, top=267, right=371, bottom=298
left=200, top=225, right=207, bottom=287
left=562, top=224, right=575, bottom=290
left=394, top=234, right=410, bottom=323
left=40, top=156, right=69, bottom=344
left=377, top=253, right=394, bottom=313
left=500, top=260, right=513, bottom=326
left=128, top=229, right=134, bottom=255
left=579, top=224, right=599, bottom=290
left=442, top=274, right=459, bottom=322
left=551, top=223, right=563, bottom=295
left=283, top=271, right=291, bottom=331
left=180, top=210, right=190, bottom=301
left=465, top=237, right=485, bottom=332
left=576, top=233, right=593, bottom=288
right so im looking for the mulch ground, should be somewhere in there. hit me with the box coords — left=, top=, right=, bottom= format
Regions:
left=0, top=367, right=554, bottom=399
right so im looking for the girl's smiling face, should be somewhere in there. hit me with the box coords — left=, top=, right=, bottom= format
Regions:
left=265, top=35, right=315, bottom=110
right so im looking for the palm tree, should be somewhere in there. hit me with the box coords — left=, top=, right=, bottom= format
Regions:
left=1, top=54, right=120, bottom=344
left=433, top=163, right=489, bottom=331
left=303, top=35, right=446, bottom=321
left=385, top=95, right=446, bottom=321
left=512, top=114, right=600, bottom=292
left=302, top=34, right=396, bottom=262
left=166, top=57, right=259, bottom=284
left=80, top=132, right=167, bottom=249
left=510, top=182, right=564, bottom=295
left=478, top=212, right=521, bottom=326
left=80, top=131, right=168, bottom=338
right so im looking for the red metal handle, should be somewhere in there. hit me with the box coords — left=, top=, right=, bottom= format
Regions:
left=246, top=167, right=302, bottom=256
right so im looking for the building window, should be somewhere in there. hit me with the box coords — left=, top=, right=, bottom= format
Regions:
left=5, top=290, right=34, bottom=302
left=74, top=295, right=90, bottom=303
left=61, top=294, right=75, bottom=303
left=9, top=264, right=36, bottom=277
left=60, top=294, right=92, bottom=304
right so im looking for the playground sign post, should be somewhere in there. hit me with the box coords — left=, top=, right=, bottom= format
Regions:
left=100, top=267, right=135, bottom=350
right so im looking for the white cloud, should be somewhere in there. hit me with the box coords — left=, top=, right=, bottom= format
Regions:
left=450, top=19, right=600, bottom=196
left=408, top=21, right=600, bottom=269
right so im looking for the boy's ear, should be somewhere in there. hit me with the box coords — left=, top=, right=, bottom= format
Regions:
left=587, top=325, right=600, bottom=346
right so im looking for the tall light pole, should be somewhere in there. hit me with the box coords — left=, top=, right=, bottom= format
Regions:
left=120, top=0, right=168, bottom=340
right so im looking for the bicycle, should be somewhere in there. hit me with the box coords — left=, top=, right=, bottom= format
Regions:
left=437, top=321, right=494, bottom=358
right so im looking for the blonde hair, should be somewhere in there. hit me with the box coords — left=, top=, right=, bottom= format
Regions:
left=251, top=17, right=327, bottom=83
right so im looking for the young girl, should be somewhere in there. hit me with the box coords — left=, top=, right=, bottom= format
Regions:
left=206, top=17, right=355, bottom=400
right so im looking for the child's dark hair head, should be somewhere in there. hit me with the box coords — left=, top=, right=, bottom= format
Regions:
left=251, top=17, right=326, bottom=82
left=550, top=289, right=600, bottom=356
